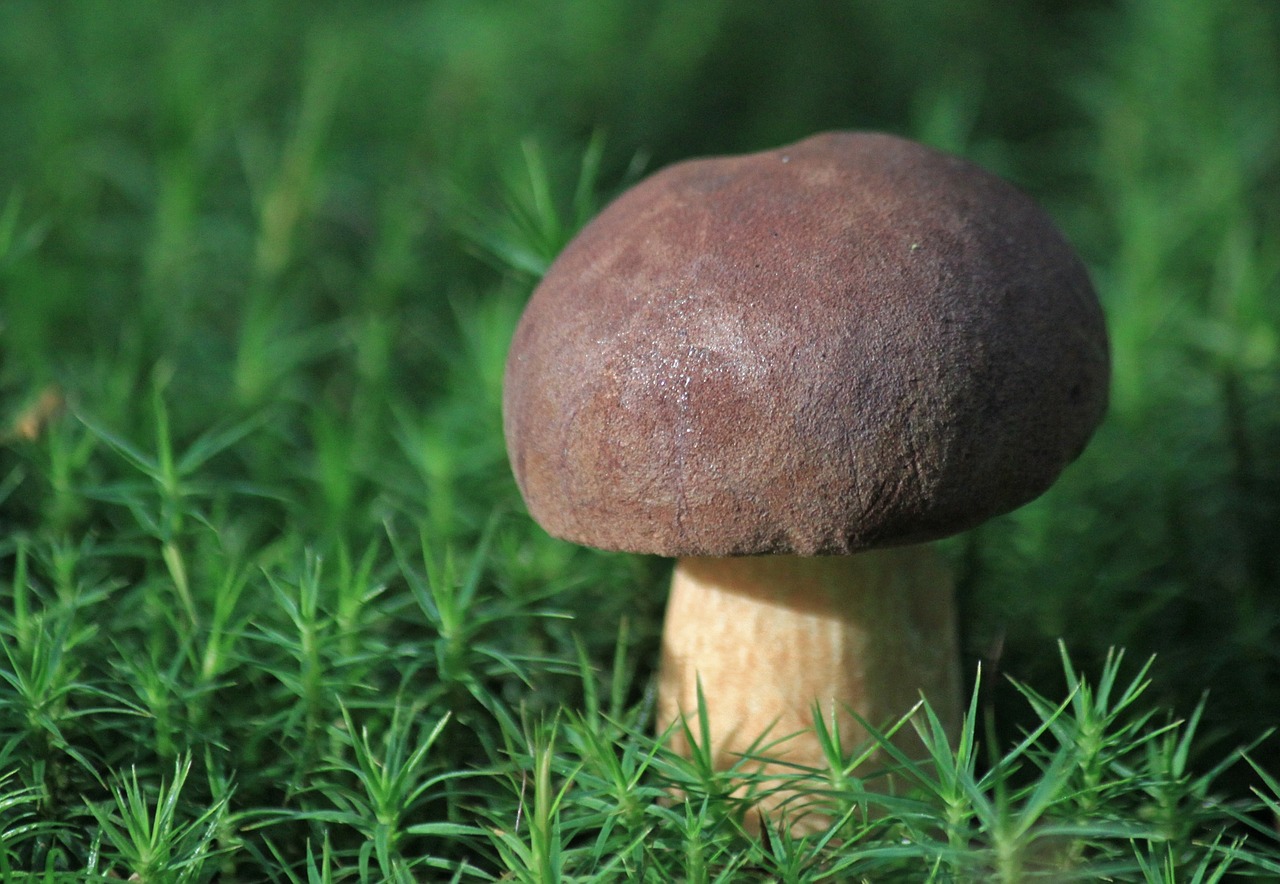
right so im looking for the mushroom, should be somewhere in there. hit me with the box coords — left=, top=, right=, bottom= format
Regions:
left=502, top=132, right=1109, bottom=826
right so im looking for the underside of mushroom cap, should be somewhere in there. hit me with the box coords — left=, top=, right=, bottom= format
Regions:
left=503, top=131, right=1110, bottom=557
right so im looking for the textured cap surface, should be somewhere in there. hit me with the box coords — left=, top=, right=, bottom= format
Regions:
left=503, top=132, right=1109, bottom=556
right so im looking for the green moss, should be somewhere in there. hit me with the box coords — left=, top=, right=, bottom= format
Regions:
left=1, top=0, right=1279, bottom=877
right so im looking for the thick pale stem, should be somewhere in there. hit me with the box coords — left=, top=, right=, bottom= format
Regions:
left=657, top=546, right=961, bottom=826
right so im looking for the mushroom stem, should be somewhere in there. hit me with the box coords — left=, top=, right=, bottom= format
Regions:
left=657, top=546, right=961, bottom=824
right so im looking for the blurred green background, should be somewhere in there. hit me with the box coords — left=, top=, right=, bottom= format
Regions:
left=1, top=0, right=1279, bottom=874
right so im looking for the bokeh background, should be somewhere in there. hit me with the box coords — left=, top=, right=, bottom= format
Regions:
left=2, top=0, right=1279, bottom=874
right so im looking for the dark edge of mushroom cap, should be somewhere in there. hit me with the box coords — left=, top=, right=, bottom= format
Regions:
left=503, top=131, right=1110, bottom=556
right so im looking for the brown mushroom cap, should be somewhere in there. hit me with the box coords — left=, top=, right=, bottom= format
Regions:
left=503, top=131, right=1109, bottom=557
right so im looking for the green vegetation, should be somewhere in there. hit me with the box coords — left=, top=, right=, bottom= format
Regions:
left=2, top=0, right=1279, bottom=879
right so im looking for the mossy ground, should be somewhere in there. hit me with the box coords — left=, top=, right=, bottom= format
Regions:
left=2, top=1, right=1279, bottom=879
